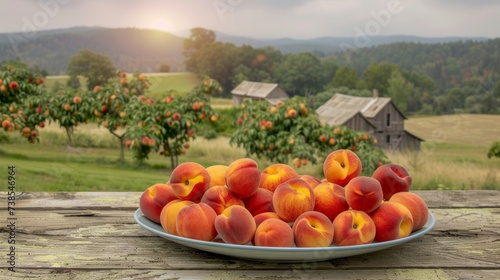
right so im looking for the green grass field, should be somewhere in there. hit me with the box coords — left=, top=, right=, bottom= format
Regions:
left=2, top=113, right=499, bottom=192
left=43, top=72, right=200, bottom=97
left=2, top=75, right=500, bottom=193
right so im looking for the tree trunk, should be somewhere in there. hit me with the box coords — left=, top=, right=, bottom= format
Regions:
left=111, top=130, right=125, bottom=163
left=65, top=127, right=73, bottom=147
left=163, top=140, right=177, bottom=170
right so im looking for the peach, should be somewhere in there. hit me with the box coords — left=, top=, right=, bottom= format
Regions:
left=253, top=218, right=294, bottom=247
left=206, top=164, right=228, bottom=187
left=313, top=182, right=349, bottom=222
left=293, top=211, right=334, bottom=247
left=369, top=201, right=414, bottom=242
left=225, top=158, right=261, bottom=198
left=299, top=174, right=322, bottom=189
left=344, top=176, right=383, bottom=213
left=244, top=188, right=274, bottom=216
left=323, top=149, right=362, bottom=186
left=176, top=202, right=217, bottom=241
left=139, top=183, right=178, bottom=223
left=272, top=178, right=315, bottom=223
left=170, top=162, right=211, bottom=202
left=333, top=210, right=376, bottom=246
left=159, top=199, right=194, bottom=235
left=259, top=163, right=299, bottom=192
left=389, top=192, right=429, bottom=231
left=372, top=163, right=412, bottom=200
left=254, top=212, right=281, bottom=228
left=214, top=205, right=256, bottom=245
left=200, top=185, right=245, bottom=215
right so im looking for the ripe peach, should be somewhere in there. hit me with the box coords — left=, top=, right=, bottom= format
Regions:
left=205, top=164, right=228, bottom=187
left=200, top=185, right=244, bottom=215
left=272, top=178, right=315, bottom=223
left=214, top=205, right=256, bottom=245
left=313, top=182, right=349, bottom=221
left=225, top=158, right=261, bottom=198
left=333, top=210, right=376, bottom=246
left=259, top=163, right=299, bottom=193
left=243, top=188, right=274, bottom=216
left=369, top=201, right=414, bottom=242
left=293, top=211, right=334, bottom=247
left=372, top=163, right=412, bottom=200
left=176, top=202, right=217, bottom=241
left=389, top=192, right=429, bottom=231
left=323, top=149, right=362, bottom=186
left=170, top=162, right=211, bottom=202
left=344, top=176, right=384, bottom=213
left=253, top=212, right=281, bottom=228
left=253, top=218, right=294, bottom=247
left=159, top=199, right=194, bottom=235
left=299, top=174, right=322, bottom=189
left=139, top=183, right=178, bottom=223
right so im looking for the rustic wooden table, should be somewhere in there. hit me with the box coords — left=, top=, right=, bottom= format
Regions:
left=1, top=190, right=499, bottom=279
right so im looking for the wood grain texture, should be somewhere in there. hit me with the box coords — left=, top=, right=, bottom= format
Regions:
left=4, top=269, right=500, bottom=280
left=1, top=191, right=499, bottom=279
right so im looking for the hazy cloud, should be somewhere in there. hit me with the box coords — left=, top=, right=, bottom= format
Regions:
left=0, top=0, right=498, bottom=38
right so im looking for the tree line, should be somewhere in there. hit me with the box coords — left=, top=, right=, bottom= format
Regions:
left=185, top=28, right=500, bottom=115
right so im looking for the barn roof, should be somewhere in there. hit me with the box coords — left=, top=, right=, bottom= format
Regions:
left=317, top=93, right=405, bottom=125
left=231, top=81, right=280, bottom=98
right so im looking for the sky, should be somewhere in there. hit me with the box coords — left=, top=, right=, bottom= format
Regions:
left=1, top=0, right=499, bottom=39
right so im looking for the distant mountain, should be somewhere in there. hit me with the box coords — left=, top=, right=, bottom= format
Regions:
left=0, top=27, right=184, bottom=75
left=216, top=33, right=490, bottom=54
left=0, top=26, right=492, bottom=75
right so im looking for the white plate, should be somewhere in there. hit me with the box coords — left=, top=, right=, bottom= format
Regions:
left=134, top=209, right=435, bottom=263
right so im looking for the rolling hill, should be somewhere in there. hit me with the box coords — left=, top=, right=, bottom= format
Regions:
left=0, top=26, right=492, bottom=75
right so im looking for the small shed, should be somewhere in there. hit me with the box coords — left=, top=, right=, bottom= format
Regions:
left=316, top=93, right=423, bottom=150
left=231, top=81, right=289, bottom=105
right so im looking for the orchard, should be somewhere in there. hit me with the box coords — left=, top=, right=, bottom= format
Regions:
left=125, top=77, right=222, bottom=168
left=1, top=61, right=47, bottom=143
left=230, top=97, right=388, bottom=175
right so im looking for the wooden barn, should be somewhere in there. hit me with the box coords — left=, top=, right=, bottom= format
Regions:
left=316, top=93, right=423, bottom=150
left=231, top=81, right=289, bottom=105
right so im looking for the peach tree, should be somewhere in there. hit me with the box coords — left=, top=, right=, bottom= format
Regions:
left=93, top=71, right=150, bottom=162
left=1, top=61, right=48, bottom=143
left=230, top=97, right=388, bottom=175
left=125, top=77, right=222, bottom=168
left=47, top=89, right=95, bottom=147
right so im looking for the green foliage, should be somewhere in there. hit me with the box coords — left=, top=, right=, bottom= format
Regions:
left=387, top=71, right=413, bottom=115
left=488, top=142, right=500, bottom=159
left=1, top=61, right=46, bottom=143
left=183, top=28, right=217, bottom=73
left=230, top=97, right=388, bottom=174
left=67, top=49, right=116, bottom=90
left=362, top=62, right=401, bottom=95
left=125, top=77, right=222, bottom=168
left=330, top=66, right=359, bottom=89
left=274, top=52, right=324, bottom=96
left=93, top=71, right=150, bottom=162
left=47, top=89, right=95, bottom=146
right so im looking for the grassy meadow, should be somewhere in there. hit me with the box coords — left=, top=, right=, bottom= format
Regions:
left=1, top=73, right=499, bottom=192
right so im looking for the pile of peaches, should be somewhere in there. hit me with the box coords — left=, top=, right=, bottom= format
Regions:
left=139, top=149, right=429, bottom=248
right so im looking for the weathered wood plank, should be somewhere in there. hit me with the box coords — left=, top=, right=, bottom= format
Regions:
left=1, top=208, right=498, bottom=270
left=4, top=190, right=500, bottom=210
left=4, top=269, right=500, bottom=280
